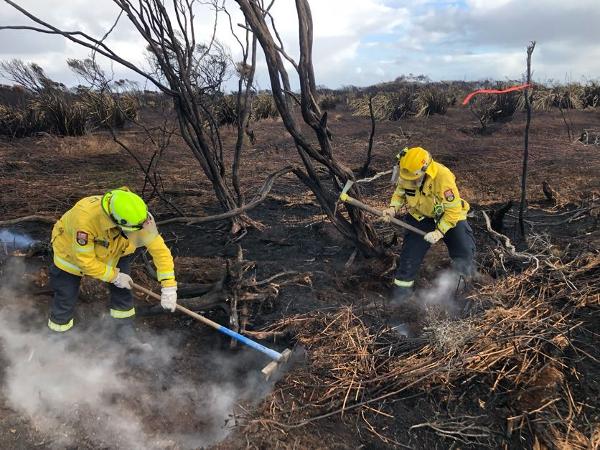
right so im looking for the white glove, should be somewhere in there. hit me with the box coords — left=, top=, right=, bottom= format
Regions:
left=381, top=207, right=397, bottom=223
left=424, top=229, right=444, bottom=244
left=161, top=286, right=177, bottom=312
left=112, top=272, right=133, bottom=289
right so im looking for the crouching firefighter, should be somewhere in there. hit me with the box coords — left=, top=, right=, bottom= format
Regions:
left=49, top=187, right=177, bottom=338
left=382, top=147, right=476, bottom=304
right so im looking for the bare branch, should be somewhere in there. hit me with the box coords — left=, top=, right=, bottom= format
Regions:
left=158, top=166, right=294, bottom=225
left=0, top=0, right=173, bottom=93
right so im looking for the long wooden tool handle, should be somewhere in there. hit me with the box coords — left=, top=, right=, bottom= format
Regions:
left=131, top=282, right=221, bottom=330
left=130, top=282, right=285, bottom=362
left=344, top=196, right=427, bottom=236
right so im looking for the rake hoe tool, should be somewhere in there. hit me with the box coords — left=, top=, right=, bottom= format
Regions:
left=130, top=282, right=292, bottom=380
left=339, top=180, right=426, bottom=236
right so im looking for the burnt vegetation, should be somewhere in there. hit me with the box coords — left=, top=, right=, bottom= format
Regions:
left=0, top=1, right=599, bottom=450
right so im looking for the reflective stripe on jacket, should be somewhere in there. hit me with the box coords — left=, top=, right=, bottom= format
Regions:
left=390, top=160, right=469, bottom=234
left=51, top=196, right=176, bottom=287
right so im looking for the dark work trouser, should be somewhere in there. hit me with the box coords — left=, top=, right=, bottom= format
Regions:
left=394, top=215, right=476, bottom=287
left=49, top=255, right=134, bottom=331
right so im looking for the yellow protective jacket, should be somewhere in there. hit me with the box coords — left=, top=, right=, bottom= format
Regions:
left=51, top=195, right=176, bottom=287
left=390, top=160, right=469, bottom=234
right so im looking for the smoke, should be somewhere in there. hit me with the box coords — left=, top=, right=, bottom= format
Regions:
left=0, top=258, right=271, bottom=449
left=415, top=270, right=463, bottom=316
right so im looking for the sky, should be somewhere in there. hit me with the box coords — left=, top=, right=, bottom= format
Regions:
left=0, top=0, right=598, bottom=91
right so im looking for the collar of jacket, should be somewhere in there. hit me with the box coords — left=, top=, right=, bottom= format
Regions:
left=418, top=160, right=440, bottom=194
left=425, top=160, right=439, bottom=179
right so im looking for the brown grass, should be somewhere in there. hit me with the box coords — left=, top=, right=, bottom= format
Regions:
left=240, top=236, right=600, bottom=447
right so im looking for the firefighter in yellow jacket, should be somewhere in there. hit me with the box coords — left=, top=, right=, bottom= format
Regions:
left=49, top=187, right=177, bottom=333
left=382, top=147, right=475, bottom=304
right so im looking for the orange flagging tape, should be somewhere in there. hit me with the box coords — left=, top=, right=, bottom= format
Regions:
left=462, top=83, right=531, bottom=105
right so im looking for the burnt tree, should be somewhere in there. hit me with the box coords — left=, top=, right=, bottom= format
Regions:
left=1, top=0, right=257, bottom=232
left=519, top=41, right=535, bottom=237
left=234, top=0, right=383, bottom=256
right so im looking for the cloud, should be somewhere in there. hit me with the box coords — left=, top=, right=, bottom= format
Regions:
left=408, top=0, right=600, bottom=80
left=0, top=0, right=598, bottom=88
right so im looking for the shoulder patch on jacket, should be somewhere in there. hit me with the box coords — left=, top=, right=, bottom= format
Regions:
left=444, top=189, right=455, bottom=202
left=76, top=231, right=89, bottom=246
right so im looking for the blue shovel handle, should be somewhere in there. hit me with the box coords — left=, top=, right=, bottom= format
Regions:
left=216, top=325, right=284, bottom=361
left=131, top=282, right=285, bottom=362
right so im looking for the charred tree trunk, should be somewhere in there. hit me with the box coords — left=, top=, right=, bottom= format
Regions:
left=359, top=96, right=376, bottom=177
left=235, top=0, right=382, bottom=256
left=519, top=41, right=535, bottom=237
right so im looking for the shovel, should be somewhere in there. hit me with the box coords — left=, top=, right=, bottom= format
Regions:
left=339, top=180, right=426, bottom=236
left=130, top=282, right=292, bottom=380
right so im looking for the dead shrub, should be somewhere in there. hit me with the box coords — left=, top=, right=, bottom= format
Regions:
left=213, top=94, right=238, bottom=126
left=81, top=91, right=138, bottom=129
left=243, top=248, right=600, bottom=448
left=534, top=84, right=583, bottom=110
left=351, top=90, right=416, bottom=121
left=30, top=92, right=87, bottom=136
left=0, top=105, right=44, bottom=137
left=251, top=93, right=279, bottom=120
left=468, top=87, right=520, bottom=130
left=492, top=90, right=521, bottom=119
left=318, top=94, right=339, bottom=110
left=581, top=81, right=600, bottom=108
left=415, top=87, right=449, bottom=117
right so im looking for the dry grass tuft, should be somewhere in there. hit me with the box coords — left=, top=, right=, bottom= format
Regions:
left=423, top=316, right=477, bottom=354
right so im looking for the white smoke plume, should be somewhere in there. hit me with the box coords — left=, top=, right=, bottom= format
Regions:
left=412, top=270, right=478, bottom=352
left=415, top=270, right=463, bottom=316
left=0, top=256, right=271, bottom=449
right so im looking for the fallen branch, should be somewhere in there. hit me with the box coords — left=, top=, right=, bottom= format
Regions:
left=0, top=166, right=291, bottom=228
left=0, top=215, right=56, bottom=226
left=482, top=210, right=539, bottom=270
left=242, top=329, right=287, bottom=340
left=157, top=166, right=295, bottom=225
left=356, top=169, right=393, bottom=184
left=410, top=415, right=492, bottom=445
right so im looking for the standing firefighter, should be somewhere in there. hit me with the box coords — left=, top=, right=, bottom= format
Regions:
left=49, top=187, right=177, bottom=338
left=382, top=147, right=476, bottom=303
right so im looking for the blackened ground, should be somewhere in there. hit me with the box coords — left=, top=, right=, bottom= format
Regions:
left=0, top=105, right=599, bottom=448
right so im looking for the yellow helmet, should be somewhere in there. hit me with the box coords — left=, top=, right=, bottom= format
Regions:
left=101, top=188, right=148, bottom=232
left=398, top=147, right=432, bottom=181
